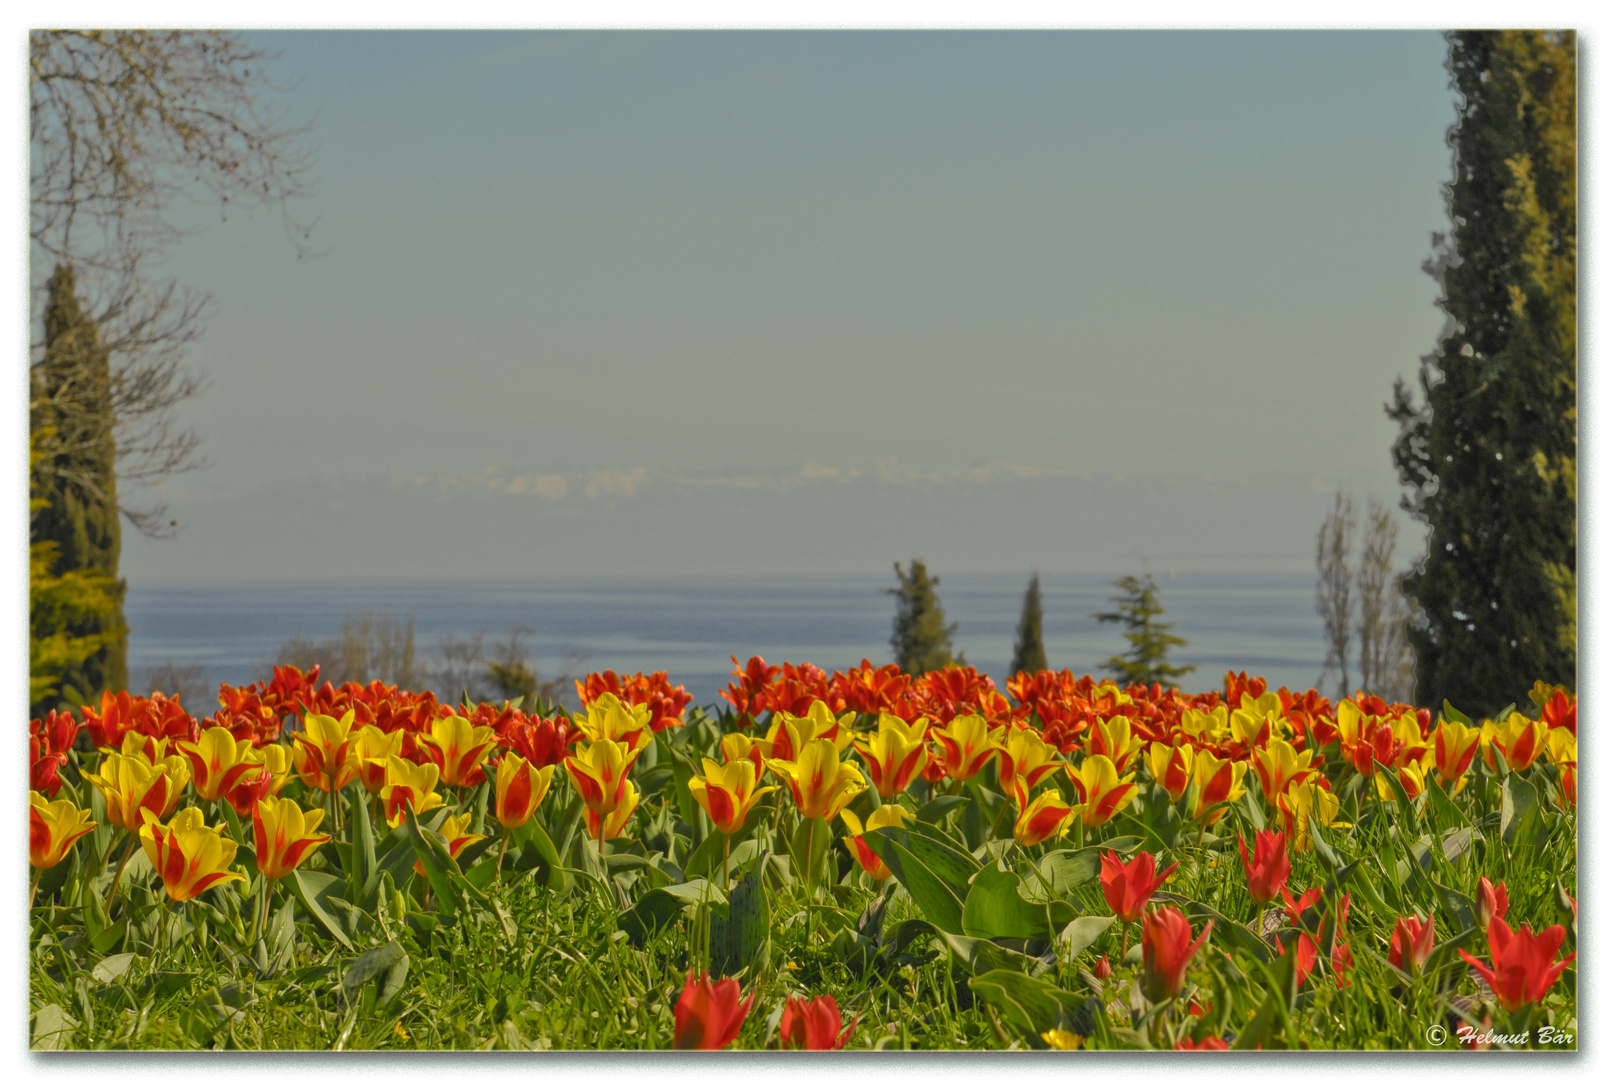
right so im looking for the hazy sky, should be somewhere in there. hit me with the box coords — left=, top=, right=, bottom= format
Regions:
left=98, top=30, right=1458, bottom=583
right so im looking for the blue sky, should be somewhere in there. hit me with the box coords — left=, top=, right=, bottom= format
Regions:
left=80, top=30, right=1460, bottom=582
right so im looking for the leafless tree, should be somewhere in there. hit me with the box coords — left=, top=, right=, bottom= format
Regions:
left=1316, top=493, right=1356, bottom=697
left=30, top=30, right=316, bottom=535
left=273, top=611, right=423, bottom=691
left=139, top=660, right=212, bottom=708
left=1357, top=499, right=1416, bottom=702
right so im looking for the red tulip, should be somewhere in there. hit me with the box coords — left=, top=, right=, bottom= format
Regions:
left=1101, top=850, right=1177, bottom=923
left=1236, top=830, right=1290, bottom=905
left=1276, top=931, right=1319, bottom=987
left=1389, top=914, right=1435, bottom=977
left=1281, top=886, right=1323, bottom=929
left=673, top=969, right=751, bottom=1050
left=1457, top=918, right=1575, bottom=1013
left=1474, top=877, right=1509, bottom=932
left=1175, top=1035, right=1230, bottom=1050
left=1091, top=954, right=1113, bottom=981
left=777, top=994, right=856, bottom=1050
left=1142, top=904, right=1213, bottom=1002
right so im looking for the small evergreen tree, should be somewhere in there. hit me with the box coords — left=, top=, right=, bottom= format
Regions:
left=31, top=264, right=128, bottom=707
left=886, top=560, right=958, bottom=676
left=1010, top=573, right=1048, bottom=675
left=1093, top=572, right=1195, bottom=689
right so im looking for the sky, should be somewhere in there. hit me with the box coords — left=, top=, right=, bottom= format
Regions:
left=57, top=30, right=1464, bottom=583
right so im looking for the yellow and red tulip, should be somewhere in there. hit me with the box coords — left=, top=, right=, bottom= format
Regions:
left=179, top=727, right=261, bottom=802
left=585, top=779, right=640, bottom=841
left=493, top=752, right=556, bottom=830
left=1087, top=715, right=1140, bottom=774
left=414, top=812, right=489, bottom=875
left=927, top=713, right=999, bottom=784
left=252, top=796, right=330, bottom=879
left=1013, top=781, right=1077, bottom=847
left=380, top=755, right=446, bottom=826
left=1189, top=749, right=1248, bottom=822
left=351, top=725, right=407, bottom=795
left=84, top=752, right=190, bottom=833
left=574, top=692, right=655, bottom=754
left=765, top=701, right=854, bottom=764
left=766, top=739, right=866, bottom=822
left=564, top=737, right=645, bottom=820
left=1065, top=754, right=1138, bottom=828
left=996, top=725, right=1061, bottom=793
left=1432, top=719, right=1480, bottom=786
left=29, top=792, right=97, bottom=870
left=720, top=732, right=772, bottom=776
left=1481, top=714, right=1549, bottom=773
left=1275, top=777, right=1345, bottom=851
left=1251, top=739, right=1316, bottom=803
left=840, top=804, right=912, bottom=879
left=423, top=714, right=500, bottom=787
left=292, top=710, right=360, bottom=792
left=854, top=714, right=929, bottom=797
left=1146, top=742, right=1193, bottom=803
left=138, top=806, right=247, bottom=902
left=688, top=758, right=776, bottom=835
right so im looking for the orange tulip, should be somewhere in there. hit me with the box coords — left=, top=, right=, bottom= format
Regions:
left=29, top=792, right=97, bottom=870
left=1237, top=829, right=1290, bottom=905
left=853, top=714, right=929, bottom=797
left=494, top=752, right=555, bottom=830
left=688, top=758, right=775, bottom=835
left=777, top=994, right=856, bottom=1050
left=138, top=807, right=247, bottom=903
left=252, top=796, right=330, bottom=879
left=674, top=969, right=751, bottom=1050
left=1100, top=850, right=1176, bottom=923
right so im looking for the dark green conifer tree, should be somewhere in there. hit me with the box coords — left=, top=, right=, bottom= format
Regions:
left=31, top=263, right=128, bottom=706
left=886, top=560, right=958, bottom=676
left=1010, top=573, right=1048, bottom=676
left=1388, top=31, right=1575, bottom=715
left=1094, top=572, right=1194, bottom=689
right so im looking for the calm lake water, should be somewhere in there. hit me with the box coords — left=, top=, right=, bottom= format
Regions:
left=124, top=570, right=1328, bottom=708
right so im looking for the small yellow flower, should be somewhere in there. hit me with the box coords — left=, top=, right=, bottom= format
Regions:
left=1041, top=1029, right=1083, bottom=1050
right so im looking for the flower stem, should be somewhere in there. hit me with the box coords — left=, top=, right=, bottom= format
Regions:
left=104, top=833, right=137, bottom=921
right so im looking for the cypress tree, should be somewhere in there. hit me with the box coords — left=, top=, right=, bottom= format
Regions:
left=32, top=263, right=128, bottom=705
left=1093, top=573, right=1195, bottom=689
left=1388, top=31, right=1575, bottom=715
left=886, top=560, right=958, bottom=676
left=1010, top=573, right=1048, bottom=676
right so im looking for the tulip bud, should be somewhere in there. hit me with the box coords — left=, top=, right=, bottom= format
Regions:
left=1474, top=877, right=1508, bottom=932
left=1092, top=954, right=1113, bottom=981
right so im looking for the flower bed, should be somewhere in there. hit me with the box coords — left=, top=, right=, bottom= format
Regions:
left=29, top=661, right=1577, bottom=1050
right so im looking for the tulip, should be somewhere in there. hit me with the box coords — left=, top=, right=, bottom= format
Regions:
left=84, top=751, right=190, bottom=833
left=1065, top=754, right=1138, bottom=828
left=585, top=779, right=640, bottom=841
left=423, top=714, right=500, bottom=787
left=1481, top=714, right=1549, bottom=773
left=564, top=737, right=645, bottom=819
left=1228, top=702, right=1278, bottom=749
left=854, top=714, right=929, bottom=797
left=673, top=969, right=751, bottom=1050
left=1091, top=954, right=1113, bottom=981
left=1474, top=878, right=1509, bottom=932
left=493, top=752, right=555, bottom=830
left=839, top=805, right=911, bottom=880
left=1558, top=762, right=1576, bottom=808
left=1432, top=719, right=1480, bottom=785
left=1388, top=914, right=1435, bottom=977
left=179, top=727, right=261, bottom=802
left=292, top=710, right=360, bottom=792
left=1251, top=739, right=1316, bottom=803
left=1175, top=1035, right=1230, bottom=1050
left=1236, top=830, right=1290, bottom=906
left=1087, top=715, right=1140, bottom=773
left=1101, top=850, right=1177, bottom=923
left=1457, top=917, right=1575, bottom=1012
left=1374, top=760, right=1429, bottom=801
left=720, top=732, right=772, bottom=777
left=380, top=756, right=446, bottom=826
left=996, top=726, right=1061, bottom=793
left=252, top=796, right=330, bottom=879
left=1181, top=705, right=1230, bottom=744
left=1277, top=931, right=1319, bottom=987
left=575, top=691, right=655, bottom=753
left=1146, top=742, right=1193, bottom=803
left=1012, top=782, right=1077, bottom=847
left=1142, top=904, right=1212, bottom=1002
left=777, top=994, right=856, bottom=1050
left=688, top=758, right=776, bottom=835
left=414, top=812, right=488, bottom=876
left=928, top=713, right=999, bottom=784
left=1281, top=886, right=1323, bottom=929
left=351, top=725, right=406, bottom=794
left=765, top=701, right=854, bottom=764
left=502, top=714, right=578, bottom=769
left=138, top=806, right=247, bottom=903
left=1274, top=778, right=1345, bottom=851
left=766, top=738, right=866, bottom=822
left=29, top=792, right=97, bottom=870
left=1189, top=750, right=1248, bottom=822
